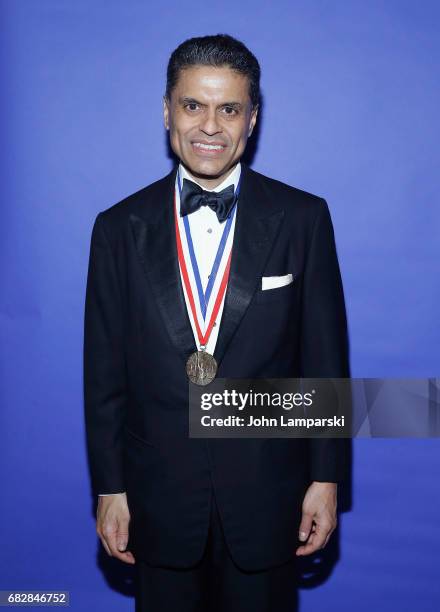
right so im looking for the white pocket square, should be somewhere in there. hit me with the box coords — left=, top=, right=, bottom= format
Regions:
left=261, top=273, right=294, bottom=290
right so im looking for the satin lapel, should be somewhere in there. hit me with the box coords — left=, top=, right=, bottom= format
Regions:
left=129, top=166, right=197, bottom=365
left=213, top=164, right=285, bottom=366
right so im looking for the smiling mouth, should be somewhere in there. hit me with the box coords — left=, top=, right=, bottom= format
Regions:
left=192, top=142, right=226, bottom=151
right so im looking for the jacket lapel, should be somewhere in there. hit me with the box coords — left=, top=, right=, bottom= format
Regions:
left=129, top=163, right=285, bottom=368
left=213, top=164, right=285, bottom=365
left=129, top=165, right=197, bottom=365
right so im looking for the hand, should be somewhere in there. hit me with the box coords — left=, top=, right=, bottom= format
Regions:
left=296, top=482, right=337, bottom=556
left=96, top=493, right=136, bottom=564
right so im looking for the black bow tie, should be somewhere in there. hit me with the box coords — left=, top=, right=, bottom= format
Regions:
left=180, top=178, right=236, bottom=223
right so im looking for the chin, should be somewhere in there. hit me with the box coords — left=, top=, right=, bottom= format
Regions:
left=185, top=159, right=226, bottom=179
left=183, top=161, right=217, bottom=178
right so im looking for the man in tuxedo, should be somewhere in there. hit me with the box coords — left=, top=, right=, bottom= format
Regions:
left=84, top=34, right=349, bottom=611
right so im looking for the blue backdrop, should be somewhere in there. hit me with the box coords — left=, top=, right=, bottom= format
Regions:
left=1, top=1, right=439, bottom=610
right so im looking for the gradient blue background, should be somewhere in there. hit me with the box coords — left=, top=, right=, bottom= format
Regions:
left=1, top=1, right=439, bottom=610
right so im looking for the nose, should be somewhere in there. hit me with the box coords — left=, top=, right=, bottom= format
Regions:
left=199, top=108, right=222, bottom=136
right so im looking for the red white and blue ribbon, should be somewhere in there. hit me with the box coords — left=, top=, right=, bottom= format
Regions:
left=175, top=168, right=240, bottom=347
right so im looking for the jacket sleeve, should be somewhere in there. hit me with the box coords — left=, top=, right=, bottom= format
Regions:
left=300, top=198, right=350, bottom=483
left=83, top=212, right=127, bottom=497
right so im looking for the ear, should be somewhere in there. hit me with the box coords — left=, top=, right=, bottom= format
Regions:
left=248, top=105, right=258, bottom=137
left=163, top=96, right=170, bottom=130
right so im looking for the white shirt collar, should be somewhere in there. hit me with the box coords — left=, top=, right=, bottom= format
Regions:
left=178, top=161, right=241, bottom=193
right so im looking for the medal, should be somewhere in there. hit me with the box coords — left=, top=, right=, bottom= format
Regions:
left=185, top=346, right=218, bottom=386
left=175, top=171, right=239, bottom=385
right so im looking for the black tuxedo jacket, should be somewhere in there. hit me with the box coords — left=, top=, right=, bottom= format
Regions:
left=83, top=162, right=350, bottom=571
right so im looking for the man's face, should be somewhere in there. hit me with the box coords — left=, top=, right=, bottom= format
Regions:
left=163, top=65, right=258, bottom=187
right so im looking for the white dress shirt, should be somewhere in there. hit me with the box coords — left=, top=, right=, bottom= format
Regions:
left=99, top=161, right=241, bottom=496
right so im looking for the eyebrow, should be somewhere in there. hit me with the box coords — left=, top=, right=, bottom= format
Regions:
left=178, top=96, right=243, bottom=109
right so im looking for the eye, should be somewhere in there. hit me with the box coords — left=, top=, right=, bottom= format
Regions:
left=184, top=103, right=200, bottom=112
left=222, top=106, right=238, bottom=116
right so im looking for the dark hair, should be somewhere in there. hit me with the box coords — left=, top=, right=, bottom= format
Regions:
left=165, top=34, right=261, bottom=109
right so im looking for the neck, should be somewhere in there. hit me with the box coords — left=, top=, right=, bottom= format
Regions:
left=181, top=162, right=238, bottom=190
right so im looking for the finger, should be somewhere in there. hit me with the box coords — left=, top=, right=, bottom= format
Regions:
left=115, top=514, right=133, bottom=563
left=322, top=533, right=331, bottom=549
left=298, top=513, right=313, bottom=542
left=296, top=522, right=329, bottom=556
left=116, top=516, right=130, bottom=552
left=96, top=522, right=113, bottom=557
left=99, top=533, right=112, bottom=557
left=104, top=523, right=136, bottom=564
left=106, top=538, right=135, bottom=564
left=121, top=551, right=136, bottom=564
left=114, top=536, right=135, bottom=564
left=296, top=532, right=319, bottom=556
left=113, top=550, right=136, bottom=564
left=102, top=525, right=120, bottom=557
left=322, top=524, right=336, bottom=549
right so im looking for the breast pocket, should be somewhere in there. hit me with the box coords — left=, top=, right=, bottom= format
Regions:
left=253, top=275, right=299, bottom=305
